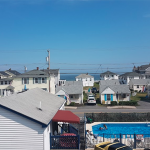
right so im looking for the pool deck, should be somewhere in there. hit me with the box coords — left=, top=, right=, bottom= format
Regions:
left=86, top=122, right=150, bottom=132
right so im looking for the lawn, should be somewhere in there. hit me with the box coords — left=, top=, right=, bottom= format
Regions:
left=130, top=92, right=147, bottom=101
left=83, top=82, right=99, bottom=90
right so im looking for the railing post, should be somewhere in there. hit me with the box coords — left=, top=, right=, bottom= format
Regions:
left=103, top=133, right=104, bottom=142
left=50, top=133, right=52, bottom=149
left=120, top=134, right=122, bottom=143
left=134, top=134, right=136, bottom=149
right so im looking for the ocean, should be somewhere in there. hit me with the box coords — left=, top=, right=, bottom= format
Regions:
left=60, top=74, right=100, bottom=81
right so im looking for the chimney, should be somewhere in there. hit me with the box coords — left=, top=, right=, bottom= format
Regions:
left=9, top=68, right=11, bottom=70
left=37, top=67, right=39, bottom=70
left=38, top=101, right=42, bottom=111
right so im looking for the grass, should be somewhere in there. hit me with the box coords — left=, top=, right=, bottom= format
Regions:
left=83, top=82, right=99, bottom=90
left=130, top=92, right=147, bottom=101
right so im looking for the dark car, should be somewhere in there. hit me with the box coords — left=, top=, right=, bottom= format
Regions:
left=91, top=87, right=97, bottom=93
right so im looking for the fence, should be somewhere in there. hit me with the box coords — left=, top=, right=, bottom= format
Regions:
left=50, top=133, right=80, bottom=149
left=85, top=112, right=150, bottom=122
left=86, top=133, right=150, bottom=149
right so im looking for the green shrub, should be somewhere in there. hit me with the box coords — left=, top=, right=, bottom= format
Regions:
left=102, top=100, right=105, bottom=104
left=119, top=100, right=138, bottom=106
left=111, top=101, right=117, bottom=106
left=83, top=91, right=88, bottom=103
left=69, top=102, right=75, bottom=106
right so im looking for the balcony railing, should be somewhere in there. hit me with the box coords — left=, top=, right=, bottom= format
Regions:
left=50, top=133, right=80, bottom=149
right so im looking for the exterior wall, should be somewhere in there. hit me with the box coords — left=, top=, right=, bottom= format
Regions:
left=120, top=76, right=140, bottom=85
left=133, top=85, right=146, bottom=92
left=76, top=77, right=94, bottom=87
left=69, top=94, right=83, bottom=104
left=0, top=107, right=45, bottom=150
left=12, top=76, right=55, bottom=94
left=43, top=124, right=50, bottom=150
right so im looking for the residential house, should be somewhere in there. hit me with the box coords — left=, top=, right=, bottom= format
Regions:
left=0, top=71, right=10, bottom=79
left=119, top=72, right=142, bottom=85
left=129, top=79, right=150, bottom=92
left=100, top=71, right=119, bottom=80
left=42, top=69, right=60, bottom=86
left=99, top=84, right=130, bottom=104
left=75, top=74, right=94, bottom=87
left=5, top=68, right=21, bottom=77
left=0, top=68, right=55, bottom=97
left=56, top=81, right=83, bottom=104
left=0, top=88, right=66, bottom=150
left=133, top=64, right=150, bottom=74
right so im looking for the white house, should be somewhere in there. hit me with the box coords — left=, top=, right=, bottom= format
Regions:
left=129, top=79, right=150, bottom=92
left=5, top=69, right=21, bottom=77
left=0, top=88, right=66, bottom=150
left=56, top=81, right=83, bottom=104
left=75, top=74, right=94, bottom=87
left=99, top=84, right=130, bottom=104
left=0, top=71, right=10, bottom=79
left=119, top=72, right=142, bottom=85
left=42, top=69, right=60, bottom=87
left=100, top=79, right=120, bottom=86
left=0, top=68, right=55, bottom=97
left=100, top=71, right=119, bottom=80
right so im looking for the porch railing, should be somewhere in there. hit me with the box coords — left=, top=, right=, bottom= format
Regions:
left=50, top=133, right=80, bottom=149
left=86, top=133, right=150, bottom=149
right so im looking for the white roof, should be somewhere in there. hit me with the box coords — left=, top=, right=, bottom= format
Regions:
left=76, top=74, right=94, bottom=79
left=0, top=88, right=65, bottom=125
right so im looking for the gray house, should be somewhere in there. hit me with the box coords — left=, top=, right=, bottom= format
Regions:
left=0, top=88, right=66, bottom=150
left=56, top=81, right=83, bottom=104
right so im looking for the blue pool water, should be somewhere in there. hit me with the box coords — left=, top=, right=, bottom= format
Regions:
left=92, top=123, right=150, bottom=138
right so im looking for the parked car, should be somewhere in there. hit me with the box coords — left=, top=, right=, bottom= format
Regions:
left=94, top=141, right=132, bottom=150
left=87, top=95, right=96, bottom=105
left=91, top=87, right=97, bottom=93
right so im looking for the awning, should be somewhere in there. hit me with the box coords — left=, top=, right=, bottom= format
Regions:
left=52, top=110, right=80, bottom=124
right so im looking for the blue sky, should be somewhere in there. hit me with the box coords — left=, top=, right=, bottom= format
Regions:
left=0, top=0, right=150, bottom=74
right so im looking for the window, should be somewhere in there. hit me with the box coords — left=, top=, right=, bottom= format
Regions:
left=137, top=85, right=139, bottom=88
left=90, top=78, right=92, bottom=81
left=112, top=75, right=114, bottom=77
left=86, top=78, right=87, bottom=81
left=1, top=81, right=3, bottom=85
left=122, top=94, right=126, bottom=98
left=5, top=81, right=7, bottom=85
left=42, top=88, right=47, bottom=91
left=22, top=78, right=29, bottom=84
left=69, top=95, right=73, bottom=99
left=35, top=78, right=38, bottom=83
left=42, top=77, right=46, bottom=83
left=107, top=94, right=111, bottom=100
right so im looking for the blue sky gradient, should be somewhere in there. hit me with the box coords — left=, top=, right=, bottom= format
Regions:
left=0, top=0, right=150, bottom=73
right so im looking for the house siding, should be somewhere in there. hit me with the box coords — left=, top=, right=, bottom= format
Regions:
left=0, top=107, right=45, bottom=150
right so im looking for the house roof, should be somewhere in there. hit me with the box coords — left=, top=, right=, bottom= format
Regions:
left=100, top=80, right=120, bottom=85
left=135, top=64, right=150, bottom=71
left=0, top=88, right=65, bottom=125
left=56, top=85, right=83, bottom=94
left=65, top=81, right=83, bottom=86
left=41, top=69, right=59, bottom=75
left=0, top=78, right=13, bottom=81
left=6, top=70, right=21, bottom=76
left=100, top=85, right=130, bottom=94
left=75, top=74, right=94, bottom=79
left=129, top=79, right=150, bottom=85
left=120, top=72, right=141, bottom=77
left=0, top=71, right=9, bottom=76
left=100, top=71, right=117, bottom=76
left=14, top=70, right=49, bottom=78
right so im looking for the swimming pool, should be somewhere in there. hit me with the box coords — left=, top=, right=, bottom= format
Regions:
left=92, top=123, right=150, bottom=138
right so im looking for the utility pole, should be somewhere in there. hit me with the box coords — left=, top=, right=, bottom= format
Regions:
left=47, top=50, right=50, bottom=93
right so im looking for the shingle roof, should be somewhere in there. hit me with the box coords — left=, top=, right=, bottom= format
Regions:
left=129, top=79, right=150, bottom=85
left=41, top=69, right=59, bottom=75
left=100, top=80, right=120, bottom=85
left=100, top=71, right=117, bottom=75
left=56, top=85, right=83, bottom=94
left=136, top=64, right=150, bottom=71
left=0, top=78, right=13, bottom=81
left=0, top=71, right=9, bottom=76
left=14, top=70, right=49, bottom=78
left=6, top=70, right=21, bottom=75
left=120, top=72, right=141, bottom=77
left=65, top=81, right=83, bottom=86
left=100, top=85, right=130, bottom=94
left=75, top=74, right=94, bottom=78
left=0, top=88, right=65, bottom=125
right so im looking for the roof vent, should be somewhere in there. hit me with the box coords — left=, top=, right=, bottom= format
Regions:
left=38, top=101, right=42, bottom=111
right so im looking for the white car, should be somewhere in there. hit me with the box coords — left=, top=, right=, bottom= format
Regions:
left=87, top=95, right=96, bottom=105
